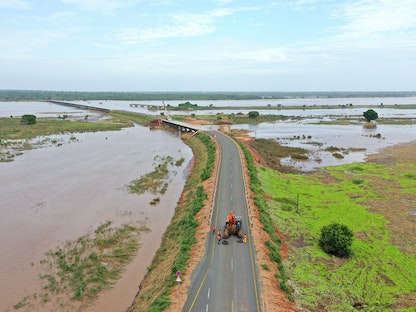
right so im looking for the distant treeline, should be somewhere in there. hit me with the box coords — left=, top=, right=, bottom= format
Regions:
left=1, top=89, right=415, bottom=102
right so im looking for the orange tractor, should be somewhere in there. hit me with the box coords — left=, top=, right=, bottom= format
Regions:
left=224, top=211, right=243, bottom=239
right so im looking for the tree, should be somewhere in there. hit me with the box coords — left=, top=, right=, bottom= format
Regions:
left=20, top=114, right=37, bottom=125
left=248, top=111, right=259, bottom=119
left=363, top=109, right=378, bottom=122
left=319, top=223, right=353, bottom=258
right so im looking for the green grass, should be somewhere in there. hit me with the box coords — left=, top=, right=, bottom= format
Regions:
left=258, top=162, right=416, bottom=311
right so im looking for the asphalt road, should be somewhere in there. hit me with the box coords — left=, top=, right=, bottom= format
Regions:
left=183, top=131, right=262, bottom=312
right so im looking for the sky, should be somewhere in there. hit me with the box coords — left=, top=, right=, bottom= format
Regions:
left=0, top=0, right=415, bottom=92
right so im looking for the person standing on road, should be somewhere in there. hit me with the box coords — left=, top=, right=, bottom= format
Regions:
left=212, top=225, right=216, bottom=234
left=243, top=234, right=247, bottom=244
left=217, top=233, right=221, bottom=244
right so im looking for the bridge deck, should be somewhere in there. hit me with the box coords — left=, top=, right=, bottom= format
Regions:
left=161, top=119, right=201, bottom=132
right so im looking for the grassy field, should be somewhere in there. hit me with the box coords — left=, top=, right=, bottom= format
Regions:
left=258, top=160, right=416, bottom=311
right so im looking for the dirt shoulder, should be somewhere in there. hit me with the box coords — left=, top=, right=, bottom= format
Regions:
left=163, top=125, right=298, bottom=312
left=168, top=118, right=416, bottom=311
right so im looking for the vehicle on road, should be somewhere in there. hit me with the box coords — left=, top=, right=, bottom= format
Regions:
left=223, top=211, right=243, bottom=239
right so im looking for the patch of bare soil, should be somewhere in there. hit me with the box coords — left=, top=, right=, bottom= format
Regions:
left=182, top=117, right=214, bottom=125
left=365, top=141, right=416, bottom=253
left=366, top=141, right=416, bottom=165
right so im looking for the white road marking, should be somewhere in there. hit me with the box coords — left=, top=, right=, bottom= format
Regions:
left=207, top=288, right=210, bottom=299
left=231, top=258, right=234, bottom=271
left=206, top=304, right=209, bottom=312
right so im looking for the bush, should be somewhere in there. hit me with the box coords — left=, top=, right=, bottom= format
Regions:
left=248, top=111, right=259, bottom=119
left=21, top=114, right=37, bottom=125
left=319, top=223, right=353, bottom=258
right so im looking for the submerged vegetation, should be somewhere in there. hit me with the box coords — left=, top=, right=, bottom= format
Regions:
left=128, top=132, right=215, bottom=312
left=128, top=155, right=186, bottom=205
left=0, top=110, right=153, bottom=141
left=4, top=98, right=416, bottom=310
left=0, top=110, right=154, bottom=162
left=251, top=138, right=308, bottom=173
left=14, top=221, right=149, bottom=310
left=128, top=155, right=174, bottom=195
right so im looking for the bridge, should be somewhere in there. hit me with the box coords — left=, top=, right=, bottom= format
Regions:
left=47, top=100, right=110, bottom=113
left=129, top=103, right=163, bottom=109
left=48, top=100, right=201, bottom=133
left=160, top=119, right=202, bottom=133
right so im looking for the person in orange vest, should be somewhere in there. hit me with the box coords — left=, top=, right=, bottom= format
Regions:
left=243, top=233, right=247, bottom=244
left=212, top=225, right=216, bottom=234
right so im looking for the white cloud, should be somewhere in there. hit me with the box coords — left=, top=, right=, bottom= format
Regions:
left=287, top=0, right=416, bottom=60
left=116, top=6, right=258, bottom=44
left=0, top=0, right=31, bottom=10
left=336, top=0, right=416, bottom=36
left=61, top=0, right=139, bottom=12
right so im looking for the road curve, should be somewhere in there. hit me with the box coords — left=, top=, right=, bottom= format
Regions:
left=183, top=131, right=262, bottom=312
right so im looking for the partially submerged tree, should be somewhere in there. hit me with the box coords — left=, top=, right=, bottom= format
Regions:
left=248, top=111, right=260, bottom=119
left=363, top=109, right=378, bottom=122
left=319, top=223, right=353, bottom=258
left=20, top=114, right=37, bottom=125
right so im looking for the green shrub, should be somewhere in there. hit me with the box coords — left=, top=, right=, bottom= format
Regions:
left=21, top=114, right=37, bottom=125
left=319, top=223, right=353, bottom=258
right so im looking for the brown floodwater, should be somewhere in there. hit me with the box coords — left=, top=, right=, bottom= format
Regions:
left=2, top=100, right=416, bottom=310
left=0, top=126, right=193, bottom=311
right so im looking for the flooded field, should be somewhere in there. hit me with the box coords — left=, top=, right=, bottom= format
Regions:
left=1, top=98, right=416, bottom=310
left=0, top=125, right=192, bottom=311
left=235, top=122, right=416, bottom=171
left=69, top=98, right=416, bottom=118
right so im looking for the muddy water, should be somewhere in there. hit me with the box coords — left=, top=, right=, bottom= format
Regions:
left=0, top=126, right=193, bottom=311
left=234, top=122, right=416, bottom=171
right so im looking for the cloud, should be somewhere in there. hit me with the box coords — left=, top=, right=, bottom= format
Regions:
left=116, top=6, right=258, bottom=44
left=0, top=0, right=31, bottom=10
left=61, top=0, right=139, bottom=12
left=335, top=0, right=416, bottom=37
